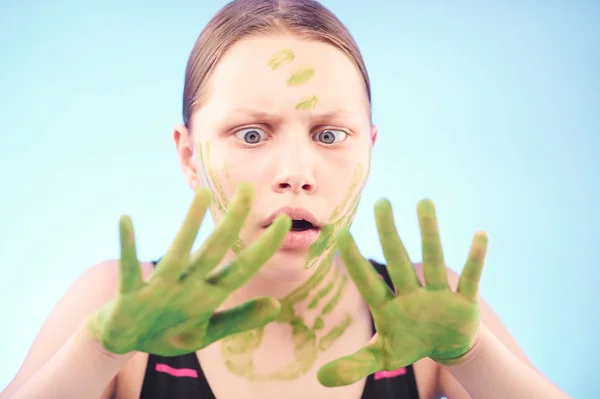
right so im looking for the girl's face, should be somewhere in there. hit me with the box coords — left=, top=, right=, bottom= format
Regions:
left=176, top=34, right=376, bottom=275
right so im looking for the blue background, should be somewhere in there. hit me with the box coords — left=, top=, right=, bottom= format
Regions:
left=1, top=1, right=598, bottom=397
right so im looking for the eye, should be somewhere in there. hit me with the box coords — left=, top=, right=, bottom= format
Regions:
left=313, top=129, right=347, bottom=145
left=233, top=127, right=268, bottom=145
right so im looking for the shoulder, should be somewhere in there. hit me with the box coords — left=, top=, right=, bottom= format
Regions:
left=1, top=259, right=155, bottom=397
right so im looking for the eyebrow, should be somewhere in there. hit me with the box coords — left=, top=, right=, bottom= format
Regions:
left=224, top=107, right=358, bottom=123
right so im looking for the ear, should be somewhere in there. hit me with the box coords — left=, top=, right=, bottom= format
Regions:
left=173, top=124, right=200, bottom=190
left=370, top=124, right=378, bottom=147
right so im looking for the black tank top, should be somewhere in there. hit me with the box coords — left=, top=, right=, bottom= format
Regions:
left=139, top=259, right=420, bottom=399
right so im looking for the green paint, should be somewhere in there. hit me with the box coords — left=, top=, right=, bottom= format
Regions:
left=85, top=184, right=293, bottom=357
left=287, top=66, right=316, bottom=86
left=306, top=266, right=338, bottom=310
left=321, top=274, right=348, bottom=315
left=295, top=95, right=318, bottom=110
left=316, top=199, right=489, bottom=387
left=318, top=312, right=353, bottom=352
left=219, top=165, right=368, bottom=381
left=268, top=48, right=295, bottom=70
left=196, top=141, right=246, bottom=255
left=312, top=317, right=324, bottom=330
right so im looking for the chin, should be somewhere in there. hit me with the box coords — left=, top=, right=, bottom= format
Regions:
left=258, top=249, right=317, bottom=282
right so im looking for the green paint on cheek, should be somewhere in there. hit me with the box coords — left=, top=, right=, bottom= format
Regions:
left=304, top=163, right=365, bottom=271
left=295, top=95, right=318, bottom=110
left=268, top=48, right=295, bottom=70
left=287, top=66, right=316, bottom=86
left=196, top=141, right=246, bottom=253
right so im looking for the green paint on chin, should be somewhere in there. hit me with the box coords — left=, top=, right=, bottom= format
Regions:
left=295, top=95, right=318, bottom=110
left=268, top=48, right=295, bottom=70
left=287, top=66, right=316, bottom=86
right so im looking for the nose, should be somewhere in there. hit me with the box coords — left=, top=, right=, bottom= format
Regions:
left=272, top=148, right=316, bottom=194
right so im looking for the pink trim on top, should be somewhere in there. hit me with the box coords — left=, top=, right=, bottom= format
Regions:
left=155, top=363, right=199, bottom=378
left=374, top=368, right=406, bottom=380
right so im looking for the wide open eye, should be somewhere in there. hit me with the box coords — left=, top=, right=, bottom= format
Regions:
left=313, top=129, right=347, bottom=145
left=234, top=127, right=268, bottom=145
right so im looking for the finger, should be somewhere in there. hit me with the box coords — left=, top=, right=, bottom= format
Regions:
left=374, top=199, right=421, bottom=294
left=317, top=344, right=385, bottom=387
left=417, top=199, right=449, bottom=291
left=336, top=228, right=394, bottom=307
left=203, top=297, right=281, bottom=345
left=184, top=182, right=254, bottom=278
left=206, top=214, right=291, bottom=291
left=457, top=231, right=488, bottom=300
left=118, top=215, right=143, bottom=294
left=158, top=188, right=211, bottom=277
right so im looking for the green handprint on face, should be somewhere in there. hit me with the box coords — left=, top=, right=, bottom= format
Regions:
left=317, top=199, right=488, bottom=387
left=85, top=183, right=292, bottom=356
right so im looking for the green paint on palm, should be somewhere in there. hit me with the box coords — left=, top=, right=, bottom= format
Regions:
left=219, top=164, right=367, bottom=381
left=287, top=66, right=316, bottom=86
left=295, top=95, right=318, bottom=110
left=85, top=184, right=292, bottom=357
left=317, top=199, right=489, bottom=387
left=268, top=48, right=295, bottom=70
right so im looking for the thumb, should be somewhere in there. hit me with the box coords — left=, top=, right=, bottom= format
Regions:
left=203, top=297, right=281, bottom=345
left=317, top=342, right=385, bottom=387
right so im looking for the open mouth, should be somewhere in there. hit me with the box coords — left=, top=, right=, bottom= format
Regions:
left=291, top=219, right=317, bottom=232
left=265, top=219, right=319, bottom=232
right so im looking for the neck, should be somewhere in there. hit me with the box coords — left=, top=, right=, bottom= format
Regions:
left=219, top=250, right=344, bottom=315
left=216, top=251, right=363, bottom=382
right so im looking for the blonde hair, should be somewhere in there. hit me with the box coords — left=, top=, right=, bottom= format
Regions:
left=182, top=0, right=372, bottom=127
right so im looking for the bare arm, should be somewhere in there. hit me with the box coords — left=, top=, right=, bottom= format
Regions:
left=0, top=260, right=140, bottom=399
left=435, top=268, right=570, bottom=399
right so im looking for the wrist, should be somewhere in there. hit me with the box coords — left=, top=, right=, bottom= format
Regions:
left=434, top=322, right=485, bottom=367
left=75, top=320, right=136, bottom=365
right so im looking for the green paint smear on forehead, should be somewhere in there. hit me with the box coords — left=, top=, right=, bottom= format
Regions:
left=219, top=164, right=367, bottom=382
left=268, top=48, right=295, bottom=70
left=295, top=95, right=318, bottom=110
left=196, top=141, right=246, bottom=254
left=287, top=66, right=316, bottom=86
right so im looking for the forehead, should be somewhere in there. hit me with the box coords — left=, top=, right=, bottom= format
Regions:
left=199, top=35, right=369, bottom=121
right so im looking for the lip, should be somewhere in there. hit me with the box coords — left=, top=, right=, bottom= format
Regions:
left=263, top=207, right=321, bottom=228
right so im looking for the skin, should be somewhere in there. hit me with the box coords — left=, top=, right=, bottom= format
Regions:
left=85, top=183, right=293, bottom=356
left=295, top=95, right=318, bottom=110
left=173, top=34, right=376, bottom=387
left=267, top=48, right=295, bottom=70
left=180, top=48, right=371, bottom=381
left=219, top=163, right=364, bottom=380
left=287, top=66, right=316, bottom=86
left=317, top=199, right=488, bottom=387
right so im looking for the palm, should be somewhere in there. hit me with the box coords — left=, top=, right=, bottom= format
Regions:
left=318, top=199, right=488, bottom=387
left=86, top=183, right=291, bottom=357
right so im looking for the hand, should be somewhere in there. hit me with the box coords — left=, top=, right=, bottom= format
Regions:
left=85, top=182, right=291, bottom=356
left=317, top=199, right=488, bottom=387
